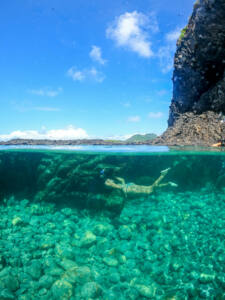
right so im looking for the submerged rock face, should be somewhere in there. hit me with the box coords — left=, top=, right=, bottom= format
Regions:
left=159, top=0, right=225, bottom=145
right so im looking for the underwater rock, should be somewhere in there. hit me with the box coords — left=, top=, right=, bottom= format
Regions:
left=51, top=279, right=73, bottom=300
left=198, top=284, right=216, bottom=298
left=135, top=284, right=156, bottom=298
left=0, top=289, right=15, bottom=300
left=12, top=216, right=23, bottom=226
left=199, top=272, right=215, bottom=283
left=26, top=260, right=42, bottom=280
left=80, top=231, right=97, bottom=248
left=108, top=272, right=120, bottom=284
left=2, top=275, right=19, bottom=292
left=118, top=225, right=133, bottom=240
left=118, top=255, right=127, bottom=264
left=48, top=267, right=64, bottom=277
left=1, top=188, right=225, bottom=299
left=217, top=274, right=225, bottom=288
left=55, top=244, right=74, bottom=260
left=105, top=194, right=125, bottom=212
left=59, top=259, right=77, bottom=271
left=38, top=288, right=48, bottom=297
left=70, top=266, right=92, bottom=284
left=61, top=208, right=73, bottom=216
left=93, top=223, right=112, bottom=236
left=39, top=275, right=54, bottom=289
left=103, top=257, right=119, bottom=267
left=80, top=281, right=102, bottom=298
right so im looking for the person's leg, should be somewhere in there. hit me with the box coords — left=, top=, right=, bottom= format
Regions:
left=150, top=168, right=171, bottom=190
left=158, top=182, right=178, bottom=188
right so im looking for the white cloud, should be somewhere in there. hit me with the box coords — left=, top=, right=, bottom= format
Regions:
left=0, top=125, right=89, bottom=141
left=90, top=46, right=106, bottom=65
left=157, top=89, right=168, bottom=96
left=144, top=97, right=153, bottom=103
left=105, top=132, right=154, bottom=140
left=28, top=87, right=62, bottom=97
left=67, top=67, right=105, bottom=83
left=157, top=28, right=181, bottom=73
left=89, top=68, right=105, bottom=82
left=45, top=126, right=88, bottom=140
left=122, top=101, right=131, bottom=108
left=128, top=115, right=141, bottom=122
left=12, top=101, right=60, bottom=113
left=33, top=107, right=60, bottom=112
left=157, top=44, right=175, bottom=73
left=106, top=11, right=158, bottom=58
left=105, top=133, right=134, bottom=141
left=166, top=28, right=181, bottom=42
left=68, top=70, right=85, bottom=81
left=148, top=112, right=163, bottom=118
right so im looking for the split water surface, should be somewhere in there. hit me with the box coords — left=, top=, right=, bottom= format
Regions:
left=0, top=145, right=225, bottom=299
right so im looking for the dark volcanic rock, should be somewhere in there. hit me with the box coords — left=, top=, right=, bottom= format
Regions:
left=169, top=0, right=225, bottom=127
left=158, top=0, right=225, bottom=145
left=154, top=111, right=223, bottom=146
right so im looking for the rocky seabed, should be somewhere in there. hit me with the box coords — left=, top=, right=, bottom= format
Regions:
left=1, top=188, right=225, bottom=299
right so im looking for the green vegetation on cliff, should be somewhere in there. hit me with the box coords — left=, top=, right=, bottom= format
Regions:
left=178, top=26, right=188, bottom=43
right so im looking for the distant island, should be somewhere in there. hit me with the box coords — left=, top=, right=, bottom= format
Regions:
left=0, top=133, right=157, bottom=146
left=125, top=133, right=157, bottom=143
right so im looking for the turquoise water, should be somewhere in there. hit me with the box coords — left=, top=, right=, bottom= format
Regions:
left=0, top=147, right=225, bottom=299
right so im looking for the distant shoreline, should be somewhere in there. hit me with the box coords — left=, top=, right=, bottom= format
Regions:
left=0, top=138, right=155, bottom=146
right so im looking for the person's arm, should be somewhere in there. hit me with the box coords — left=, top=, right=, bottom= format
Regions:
left=105, top=179, right=123, bottom=190
left=115, top=177, right=125, bottom=184
left=212, top=142, right=221, bottom=147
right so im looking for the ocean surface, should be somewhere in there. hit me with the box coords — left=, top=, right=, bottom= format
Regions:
left=0, top=146, right=225, bottom=299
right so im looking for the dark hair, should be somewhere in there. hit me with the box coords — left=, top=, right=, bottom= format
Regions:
left=221, top=140, right=225, bottom=147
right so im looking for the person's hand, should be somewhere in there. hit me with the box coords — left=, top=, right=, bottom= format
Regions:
left=105, top=179, right=114, bottom=186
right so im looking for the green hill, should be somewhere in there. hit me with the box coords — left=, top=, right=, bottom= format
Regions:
left=126, top=133, right=157, bottom=143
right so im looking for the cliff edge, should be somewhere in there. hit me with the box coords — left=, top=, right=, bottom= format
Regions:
left=155, top=0, right=225, bottom=145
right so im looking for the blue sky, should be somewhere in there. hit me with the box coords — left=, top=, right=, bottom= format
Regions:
left=0, top=0, right=195, bottom=140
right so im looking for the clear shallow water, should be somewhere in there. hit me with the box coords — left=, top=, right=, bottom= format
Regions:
left=0, top=148, right=225, bottom=299
left=1, top=144, right=225, bottom=155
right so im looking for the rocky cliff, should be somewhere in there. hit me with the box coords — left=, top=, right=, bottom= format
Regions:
left=155, top=0, right=225, bottom=145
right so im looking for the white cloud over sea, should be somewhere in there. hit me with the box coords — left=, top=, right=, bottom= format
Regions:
left=0, top=125, right=89, bottom=141
left=104, top=133, right=134, bottom=140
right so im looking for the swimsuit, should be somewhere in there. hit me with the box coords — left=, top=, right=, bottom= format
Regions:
left=123, top=182, right=134, bottom=195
